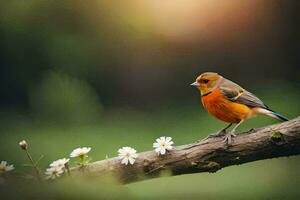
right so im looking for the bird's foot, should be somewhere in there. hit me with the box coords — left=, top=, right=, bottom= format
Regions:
left=200, top=129, right=227, bottom=141
left=209, top=129, right=227, bottom=138
left=248, top=128, right=256, bottom=133
left=222, top=132, right=237, bottom=145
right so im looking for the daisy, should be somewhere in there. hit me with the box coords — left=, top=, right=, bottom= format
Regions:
left=0, top=161, right=14, bottom=173
left=45, top=166, right=64, bottom=180
left=70, top=147, right=91, bottom=158
left=50, top=158, right=70, bottom=168
left=153, top=136, right=174, bottom=155
left=118, top=147, right=138, bottom=165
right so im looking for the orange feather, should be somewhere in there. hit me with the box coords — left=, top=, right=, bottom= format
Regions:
left=201, top=88, right=250, bottom=123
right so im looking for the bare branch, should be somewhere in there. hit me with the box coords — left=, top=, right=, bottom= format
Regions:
left=71, top=117, right=300, bottom=184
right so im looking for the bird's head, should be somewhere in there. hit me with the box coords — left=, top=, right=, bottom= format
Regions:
left=191, top=72, right=223, bottom=96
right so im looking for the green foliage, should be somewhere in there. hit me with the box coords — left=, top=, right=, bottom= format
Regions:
left=29, top=71, right=103, bottom=126
left=0, top=175, right=127, bottom=200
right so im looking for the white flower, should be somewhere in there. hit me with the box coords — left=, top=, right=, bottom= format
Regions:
left=0, top=161, right=14, bottom=173
left=70, top=147, right=91, bottom=158
left=118, top=147, right=138, bottom=165
left=19, top=140, right=28, bottom=150
left=50, top=158, right=70, bottom=168
left=153, top=136, right=174, bottom=155
left=45, top=166, right=64, bottom=180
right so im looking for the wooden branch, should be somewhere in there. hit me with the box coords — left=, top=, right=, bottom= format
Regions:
left=72, top=117, right=300, bottom=184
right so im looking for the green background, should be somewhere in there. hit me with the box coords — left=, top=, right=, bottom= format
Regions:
left=0, top=0, right=299, bottom=199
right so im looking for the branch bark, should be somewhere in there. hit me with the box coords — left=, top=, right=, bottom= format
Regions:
left=72, top=117, right=300, bottom=184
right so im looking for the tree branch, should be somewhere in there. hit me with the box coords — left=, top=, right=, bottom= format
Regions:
left=72, top=117, right=300, bottom=184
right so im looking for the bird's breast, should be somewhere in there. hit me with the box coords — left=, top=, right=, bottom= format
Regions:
left=201, top=88, right=251, bottom=123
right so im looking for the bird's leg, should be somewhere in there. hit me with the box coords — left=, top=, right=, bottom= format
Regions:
left=223, top=120, right=244, bottom=144
left=216, top=123, right=233, bottom=136
left=202, top=123, right=232, bottom=140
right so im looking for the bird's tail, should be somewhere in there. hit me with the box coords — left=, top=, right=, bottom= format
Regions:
left=256, top=108, right=289, bottom=121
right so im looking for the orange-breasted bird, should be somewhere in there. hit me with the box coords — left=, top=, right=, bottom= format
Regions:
left=191, top=72, right=288, bottom=144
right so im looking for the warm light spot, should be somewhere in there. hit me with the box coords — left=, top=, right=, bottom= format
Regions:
left=137, top=0, right=264, bottom=43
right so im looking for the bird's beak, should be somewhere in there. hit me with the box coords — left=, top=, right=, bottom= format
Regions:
left=190, top=82, right=200, bottom=87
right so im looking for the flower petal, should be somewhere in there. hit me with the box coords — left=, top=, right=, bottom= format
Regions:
left=153, top=142, right=160, bottom=148
left=6, top=165, right=14, bottom=171
left=166, top=145, right=173, bottom=150
left=121, top=157, right=129, bottom=165
left=166, top=137, right=172, bottom=143
left=155, top=138, right=161, bottom=143
left=129, top=157, right=135, bottom=165
left=160, top=148, right=166, bottom=155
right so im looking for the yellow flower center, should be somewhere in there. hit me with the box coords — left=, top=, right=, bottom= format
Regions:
left=160, top=142, right=166, bottom=147
left=124, top=152, right=130, bottom=158
left=78, top=152, right=86, bottom=158
left=0, top=166, right=4, bottom=172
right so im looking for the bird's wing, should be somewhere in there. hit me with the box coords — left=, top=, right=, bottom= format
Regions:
left=220, top=79, right=268, bottom=109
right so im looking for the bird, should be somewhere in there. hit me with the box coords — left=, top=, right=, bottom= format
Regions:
left=191, top=72, right=288, bottom=144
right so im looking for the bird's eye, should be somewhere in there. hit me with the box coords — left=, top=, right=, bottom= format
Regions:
left=203, top=79, right=209, bottom=84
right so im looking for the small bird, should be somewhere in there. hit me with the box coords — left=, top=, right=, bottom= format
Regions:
left=191, top=72, right=288, bottom=144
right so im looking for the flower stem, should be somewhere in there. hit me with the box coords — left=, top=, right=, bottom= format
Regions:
left=25, top=149, right=41, bottom=182
left=65, top=162, right=71, bottom=175
left=79, top=156, right=86, bottom=171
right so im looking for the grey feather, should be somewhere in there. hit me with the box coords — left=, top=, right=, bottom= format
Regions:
left=220, top=79, right=268, bottom=109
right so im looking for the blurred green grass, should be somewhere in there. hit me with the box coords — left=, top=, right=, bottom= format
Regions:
left=0, top=85, right=299, bottom=199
